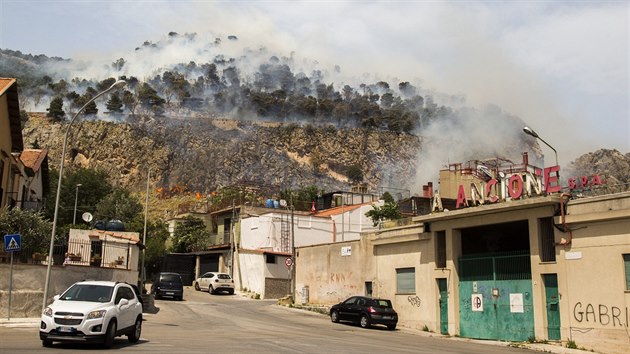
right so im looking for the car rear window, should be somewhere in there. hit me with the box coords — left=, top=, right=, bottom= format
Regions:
left=371, top=299, right=393, bottom=308
left=161, top=274, right=182, bottom=283
left=217, top=274, right=231, bottom=279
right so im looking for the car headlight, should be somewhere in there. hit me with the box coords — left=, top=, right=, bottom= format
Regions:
left=43, top=307, right=53, bottom=317
left=87, top=310, right=107, bottom=319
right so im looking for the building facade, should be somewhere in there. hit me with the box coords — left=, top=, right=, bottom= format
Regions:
left=295, top=157, right=630, bottom=354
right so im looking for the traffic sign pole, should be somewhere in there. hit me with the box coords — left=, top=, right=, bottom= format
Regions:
left=8, top=252, right=13, bottom=320
left=4, top=234, right=21, bottom=320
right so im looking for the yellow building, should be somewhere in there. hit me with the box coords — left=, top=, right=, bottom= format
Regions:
left=0, top=78, right=24, bottom=209
left=296, top=159, right=629, bottom=354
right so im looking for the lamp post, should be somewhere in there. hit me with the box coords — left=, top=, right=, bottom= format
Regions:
left=523, top=126, right=559, bottom=168
left=141, top=169, right=150, bottom=290
left=72, top=184, right=82, bottom=225
left=42, top=80, right=126, bottom=312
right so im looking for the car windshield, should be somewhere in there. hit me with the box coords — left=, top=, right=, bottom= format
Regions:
left=60, top=284, right=114, bottom=303
left=161, top=274, right=182, bottom=283
left=217, top=274, right=231, bottom=279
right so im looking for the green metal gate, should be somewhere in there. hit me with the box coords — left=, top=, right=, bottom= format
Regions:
left=458, top=251, right=534, bottom=341
left=543, top=274, right=561, bottom=340
left=438, top=278, right=449, bottom=334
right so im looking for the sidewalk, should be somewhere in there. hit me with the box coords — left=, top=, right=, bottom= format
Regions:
left=0, top=317, right=40, bottom=328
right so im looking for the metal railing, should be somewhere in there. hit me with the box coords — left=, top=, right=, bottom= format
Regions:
left=0, top=238, right=133, bottom=269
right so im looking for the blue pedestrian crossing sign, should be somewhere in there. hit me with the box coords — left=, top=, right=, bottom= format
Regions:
left=4, top=234, right=21, bottom=252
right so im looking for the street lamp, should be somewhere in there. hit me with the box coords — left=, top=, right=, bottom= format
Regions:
left=73, top=184, right=82, bottom=225
left=523, top=126, right=559, bottom=168
left=42, top=80, right=126, bottom=311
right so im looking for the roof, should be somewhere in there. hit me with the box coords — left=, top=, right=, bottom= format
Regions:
left=88, top=230, right=141, bottom=243
left=238, top=248, right=292, bottom=256
left=0, top=78, right=23, bottom=151
left=314, top=202, right=373, bottom=217
left=20, top=149, right=48, bottom=172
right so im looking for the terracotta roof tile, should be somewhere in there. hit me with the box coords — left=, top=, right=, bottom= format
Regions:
left=88, top=230, right=141, bottom=243
left=0, top=78, right=16, bottom=96
left=20, top=149, right=48, bottom=171
left=314, top=202, right=373, bottom=217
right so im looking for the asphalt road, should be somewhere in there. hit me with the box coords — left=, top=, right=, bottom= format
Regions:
left=0, top=287, right=538, bottom=353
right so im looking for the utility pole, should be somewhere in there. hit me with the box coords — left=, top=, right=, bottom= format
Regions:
left=290, top=193, right=296, bottom=303
left=230, top=199, right=235, bottom=277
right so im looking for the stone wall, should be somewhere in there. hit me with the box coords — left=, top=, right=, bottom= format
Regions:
left=264, top=277, right=290, bottom=300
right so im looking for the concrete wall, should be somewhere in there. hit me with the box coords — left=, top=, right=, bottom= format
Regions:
left=236, top=252, right=264, bottom=295
left=295, top=236, right=374, bottom=305
left=549, top=192, right=630, bottom=354
left=371, top=228, right=436, bottom=331
left=240, top=213, right=335, bottom=250
left=329, top=204, right=379, bottom=242
left=0, top=263, right=138, bottom=318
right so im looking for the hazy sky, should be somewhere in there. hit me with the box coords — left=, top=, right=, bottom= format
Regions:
left=1, top=0, right=628, bottom=167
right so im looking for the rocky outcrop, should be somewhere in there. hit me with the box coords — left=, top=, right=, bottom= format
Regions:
left=22, top=113, right=420, bottom=194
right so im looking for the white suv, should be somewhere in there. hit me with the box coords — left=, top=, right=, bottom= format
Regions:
left=40, top=280, right=143, bottom=348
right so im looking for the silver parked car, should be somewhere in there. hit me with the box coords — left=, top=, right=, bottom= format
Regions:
left=193, top=272, right=234, bottom=294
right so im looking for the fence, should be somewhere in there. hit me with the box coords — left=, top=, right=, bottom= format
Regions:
left=0, top=238, right=134, bottom=269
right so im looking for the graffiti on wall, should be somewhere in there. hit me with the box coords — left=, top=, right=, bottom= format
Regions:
left=329, top=272, right=352, bottom=283
left=573, top=302, right=629, bottom=327
left=407, top=295, right=421, bottom=307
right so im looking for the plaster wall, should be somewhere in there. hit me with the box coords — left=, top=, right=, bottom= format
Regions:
left=236, top=252, right=265, bottom=295
left=551, top=217, right=630, bottom=354
left=240, top=213, right=334, bottom=251
left=330, top=204, right=379, bottom=242
left=373, top=239, right=434, bottom=331
left=295, top=237, right=374, bottom=305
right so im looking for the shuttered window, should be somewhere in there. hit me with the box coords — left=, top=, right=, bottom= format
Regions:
left=396, top=267, right=415, bottom=294
left=624, top=254, right=630, bottom=291
left=539, top=217, right=556, bottom=262
left=436, top=231, right=446, bottom=268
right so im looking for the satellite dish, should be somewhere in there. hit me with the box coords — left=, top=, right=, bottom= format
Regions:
left=82, top=212, right=93, bottom=223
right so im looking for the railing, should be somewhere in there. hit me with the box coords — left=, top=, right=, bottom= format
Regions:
left=0, top=238, right=134, bottom=269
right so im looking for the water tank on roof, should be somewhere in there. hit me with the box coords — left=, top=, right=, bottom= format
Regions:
left=94, top=219, right=126, bottom=231
left=106, top=220, right=125, bottom=231
left=273, top=200, right=279, bottom=208
left=265, top=199, right=274, bottom=208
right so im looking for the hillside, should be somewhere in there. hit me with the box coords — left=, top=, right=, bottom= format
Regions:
left=22, top=112, right=420, bottom=195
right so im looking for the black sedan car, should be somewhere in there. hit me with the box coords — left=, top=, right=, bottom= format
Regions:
left=329, top=296, right=398, bottom=330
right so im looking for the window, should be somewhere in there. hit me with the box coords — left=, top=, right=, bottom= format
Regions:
left=115, top=286, right=134, bottom=304
left=365, top=281, right=373, bottom=297
left=396, top=267, right=416, bottom=294
left=624, top=254, right=630, bottom=291
left=436, top=231, right=446, bottom=268
left=266, top=254, right=276, bottom=264
left=539, top=217, right=556, bottom=262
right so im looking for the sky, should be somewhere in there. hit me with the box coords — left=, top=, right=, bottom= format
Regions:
left=0, top=0, right=628, bottom=169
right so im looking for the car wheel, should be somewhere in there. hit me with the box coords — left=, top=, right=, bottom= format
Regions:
left=42, top=339, right=53, bottom=347
left=103, top=319, right=117, bottom=349
left=209, top=285, right=214, bottom=294
left=127, top=316, right=142, bottom=343
left=194, top=282, right=200, bottom=291
left=330, top=310, right=340, bottom=323
left=228, top=289, right=234, bottom=295
left=359, top=314, right=370, bottom=329
left=387, top=324, right=397, bottom=330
